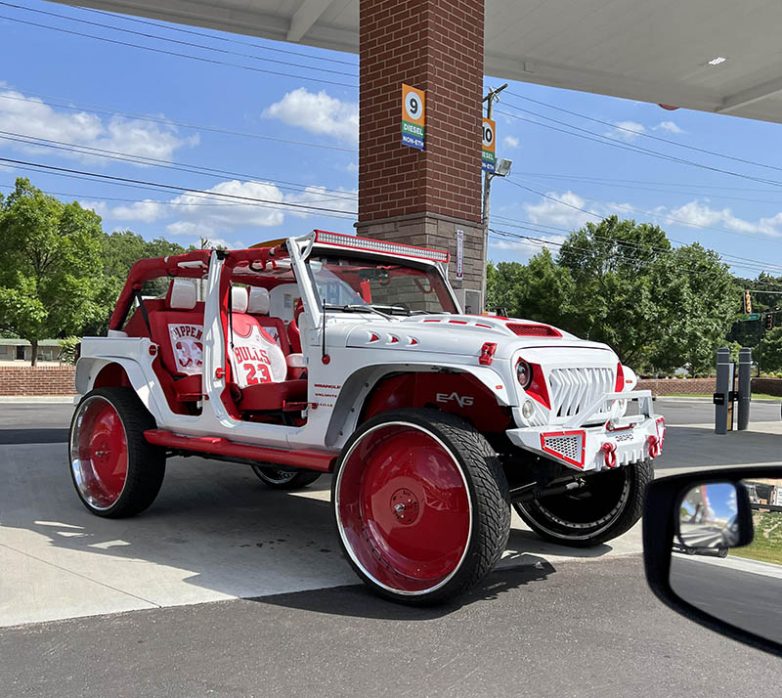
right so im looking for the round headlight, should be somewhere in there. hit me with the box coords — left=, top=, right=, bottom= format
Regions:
left=516, top=359, right=532, bottom=388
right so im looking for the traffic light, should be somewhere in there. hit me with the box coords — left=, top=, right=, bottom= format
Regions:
left=765, top=313, right=774, bottom=330
left=743, top=289, right=752, bottom=314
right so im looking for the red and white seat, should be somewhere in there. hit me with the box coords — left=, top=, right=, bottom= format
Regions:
left=228, top=286, right=307, bottom=411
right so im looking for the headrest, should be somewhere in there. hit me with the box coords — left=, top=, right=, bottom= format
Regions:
left=168, top=278, right=197, bottom=310
left=248, top=287, right=270, bottom=315
left=231, top=286, right=248, bottom=314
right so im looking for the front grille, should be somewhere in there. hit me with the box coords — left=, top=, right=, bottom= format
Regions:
left=548, top=367, right=615, bottom=420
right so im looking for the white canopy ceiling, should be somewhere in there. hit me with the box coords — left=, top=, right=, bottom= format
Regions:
left=52, top=0, right=782, bottom=123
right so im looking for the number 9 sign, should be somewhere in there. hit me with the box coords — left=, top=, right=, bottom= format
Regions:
left=401, top=84, right=425, bottom=125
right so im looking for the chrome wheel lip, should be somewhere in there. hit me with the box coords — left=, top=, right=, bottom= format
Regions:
left=69, top=395, right=130, bottom=512
left=334, top=420, right=473, bottom=597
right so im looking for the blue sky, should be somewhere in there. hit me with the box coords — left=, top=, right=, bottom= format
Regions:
left=3, top=0, right=782, bottom=280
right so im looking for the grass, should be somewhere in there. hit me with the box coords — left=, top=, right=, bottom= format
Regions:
left=731, top=511, right=782, bottom=566
left=658, top=392, right=782, bottom=401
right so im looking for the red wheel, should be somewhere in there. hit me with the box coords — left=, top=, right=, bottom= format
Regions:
left=333, top=409, right=510, bottom=604
left=71, top=395, right=129, bottom=510
left=69, top=388, right=165, bottom=518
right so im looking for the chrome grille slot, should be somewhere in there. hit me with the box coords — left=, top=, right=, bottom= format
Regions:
left=548, top=367, right=615, bottom=420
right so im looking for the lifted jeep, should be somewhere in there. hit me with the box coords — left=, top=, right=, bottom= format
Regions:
left=69, top=230, right=664, bottom=604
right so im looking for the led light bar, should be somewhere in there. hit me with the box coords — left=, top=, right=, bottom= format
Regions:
left=313, top=229, right=450, bottom=264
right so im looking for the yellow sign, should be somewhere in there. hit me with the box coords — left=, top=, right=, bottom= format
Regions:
left=401, top=84, right=426, bottom=150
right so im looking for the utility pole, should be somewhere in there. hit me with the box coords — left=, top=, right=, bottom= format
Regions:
left=481, top=83, right=508, bottom=312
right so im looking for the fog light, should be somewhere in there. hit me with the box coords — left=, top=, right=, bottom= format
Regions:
left=522, top=400, right=535, bottom=419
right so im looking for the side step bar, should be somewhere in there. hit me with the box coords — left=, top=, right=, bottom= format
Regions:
left=144, top=429, right=337, bottom=472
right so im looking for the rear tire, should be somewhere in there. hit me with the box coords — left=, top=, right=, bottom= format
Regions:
left=69, top=387, right=165, bottom=518
left=250, top=466, right=321, bottom=490
left=333, top=409, right=510, bottom=605
left=514, top=459, right=653, bottom=547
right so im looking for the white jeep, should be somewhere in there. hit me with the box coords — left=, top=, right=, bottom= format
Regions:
left=70, top=230, right=664, bottom=604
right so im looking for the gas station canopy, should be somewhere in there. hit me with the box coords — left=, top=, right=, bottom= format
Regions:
left=53, top=0, right=782, bottom=124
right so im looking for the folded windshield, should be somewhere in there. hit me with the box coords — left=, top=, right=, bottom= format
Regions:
left=307, top=253, right=457, bottom=315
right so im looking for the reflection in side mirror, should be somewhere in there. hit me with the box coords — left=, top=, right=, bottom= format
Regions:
left=675, top=482, right=745, bottom=557
left=669, top=478, right=782, bottom=647
left=644, top=468, right=782, bottom=656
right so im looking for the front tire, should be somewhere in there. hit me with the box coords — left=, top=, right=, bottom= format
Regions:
left=514, top=459, right=653, bottom=547
left=250, top=466, right=321, bottom=490
left=69, top=387, right=165, bottom=518
left=333, top=409, right=510, bottom=605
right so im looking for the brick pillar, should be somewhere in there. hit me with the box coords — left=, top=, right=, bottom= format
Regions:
left=357, top=0, right=485, bottom=311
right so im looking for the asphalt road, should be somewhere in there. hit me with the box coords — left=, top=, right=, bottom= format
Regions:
left=1, top=556, right=778, bottom=698
left=671, top=555, right=782, bottom=646
left=1, top=397, right=780, bottom=696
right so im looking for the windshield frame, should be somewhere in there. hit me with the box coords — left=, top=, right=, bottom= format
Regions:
left=304, top=248, right=459, bottom=316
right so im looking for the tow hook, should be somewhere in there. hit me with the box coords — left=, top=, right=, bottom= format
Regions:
left=647, top=434, right=662, bottom=459
left=601, top=442, right=618, bottom=469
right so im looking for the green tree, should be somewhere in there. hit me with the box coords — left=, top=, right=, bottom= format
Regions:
left=0, top=178, right=105, bottom=364
left=755, top=326, right=782, bottom=373
left=648, top=243, right=736, bottom=375
left=556, top=216, right=668, bottom=367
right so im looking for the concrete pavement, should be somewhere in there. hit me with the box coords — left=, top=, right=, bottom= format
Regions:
left=1, top=398, right=781, bottom=696
left=2, top=556, right=778, bottom=698
left=2, top=399, right=781, bottom=627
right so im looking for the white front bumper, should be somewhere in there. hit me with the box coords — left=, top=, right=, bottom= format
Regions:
left=506, top=390, right=665, bottom=472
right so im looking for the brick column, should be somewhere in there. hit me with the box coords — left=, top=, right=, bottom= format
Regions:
left=357, top=0, right=485, bottom=311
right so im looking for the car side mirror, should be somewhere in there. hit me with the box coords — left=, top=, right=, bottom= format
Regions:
left=644, top=467, right=782, bottom=657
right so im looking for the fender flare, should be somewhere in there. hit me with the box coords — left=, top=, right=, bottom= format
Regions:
left=75, top=357, right=169, bottom=420
left=324, top=362, right=513, bottom=449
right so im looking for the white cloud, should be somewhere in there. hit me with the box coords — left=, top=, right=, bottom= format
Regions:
left=491, top=233, right=566, bottom=256
left=655, top=120, right=684, bottom=135
left=285, top=185, right=357, bottom=218
left=604, top=120, right=646, bottom=142
left=667, top=200, right=782, bottom=237
left=502, top=135, right=520, bottom=149
left=525, top=190, right=593, bottom=229
left=79, top=200, right=109, bottom=217
left=0, top=88, right=198, bottom=164
left=263, top=88, right=358, bottom=144
left=111, top=199, right=165, bottom=223
left=168, top=180, right=286, bottom=236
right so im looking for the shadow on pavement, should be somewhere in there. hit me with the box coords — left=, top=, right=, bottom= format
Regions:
left=253, top=556, right=557, bottom=621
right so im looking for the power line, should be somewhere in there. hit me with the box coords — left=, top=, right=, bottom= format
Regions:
left=504, top=177, right=782, bottom=247
left=505, top=90, right=782, bottom=176
left=0, top=156, right=358, bottom=218
left=0, top=13, right=358, bottom=90
left=0, top=2, right=356, bottom=78
left=488, top=227, right=772, bottom=276
left=496, top=106, right=782, bottom=189
left=0, top=129, right=358, bottom=201
left=83, top=5, right=357, bottom=66
left=516, top=171, right=782, bottom=206
left=0, top=91, right=356, bottom=154
left=0, top=183, right=349, bottom=212
left=491, top=213, right=782, bottom=275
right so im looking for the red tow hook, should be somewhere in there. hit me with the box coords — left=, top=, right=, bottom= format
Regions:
left=601, top=442, right=617, bottom=469
left=647, top=434, right=662, bottom=459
